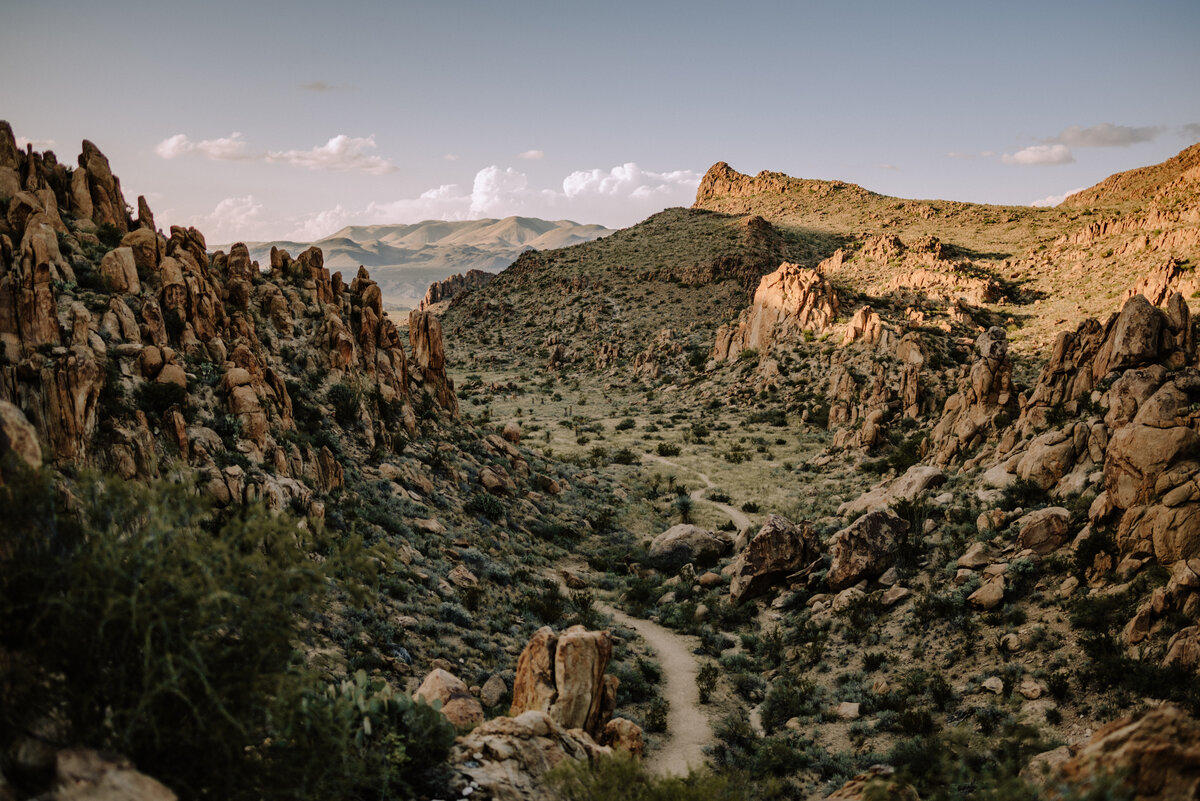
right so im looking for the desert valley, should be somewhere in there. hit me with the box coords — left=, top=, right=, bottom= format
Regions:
left=2, top=113, right=1200, bottom=801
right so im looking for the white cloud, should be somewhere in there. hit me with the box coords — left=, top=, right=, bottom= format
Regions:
left=284, top=204, right=355, bottom=241
left=1030, top=186, right=1087, bottom=207
left=443, top=153, right=459, bottom=161
left=15, top=136, right=55, bottom=151
left=1048, top=123, right=1163, bottom=148
left=562, top=163, right=700, bottom=200
left=1001, top=144, right=1074, bottom=166
left=266, top=134, right=397, bottom=175
left=518, top=149, right=545, bottom=160
left=1183, top=123, right=1200, bottom=141
left=155, top=132, right=250, bottom=161
left=155, top=132, right=396, bottom=175
left=175, top=195, right=267, bottom=243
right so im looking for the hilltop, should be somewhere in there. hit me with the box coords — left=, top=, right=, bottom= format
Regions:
left=236, top=216, right=613, bottom=311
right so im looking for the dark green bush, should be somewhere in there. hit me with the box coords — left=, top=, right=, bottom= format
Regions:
left=133, top=380, right=187, bottom=419
left=0, top=468, right=453, bottom=800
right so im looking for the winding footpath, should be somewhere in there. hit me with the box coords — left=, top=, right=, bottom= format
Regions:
left=644, top=454, right=752, bottom=531
left=596, top=601, right=711, bottom=776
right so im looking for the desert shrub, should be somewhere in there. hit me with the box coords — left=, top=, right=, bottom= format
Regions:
left=550, top=752, right=751, bottom=801
left=96, top=221, right=124, bottom=248
left=133, top=380, right=187, bottom=419
left=0, top=467, right=453, bottom=800
left=760, top=676, right=821, bottom=732
left=612, top=447, right=639, bottom=465
left=615, top=417, right=636, bottom=431
left=656, top=442, right=681, bottom=457
left=645, top=696, right=669, bottom=732
left=465, top=491, right=505, bottom=521
left=999, top=477, right=1049, bottom=511
left=697, top=662, right=720, bottom=704
left=327, top=382, right=361, bottom=427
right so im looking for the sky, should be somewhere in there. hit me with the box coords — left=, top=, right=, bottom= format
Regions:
left=2, top=0, right=1199, bottom=244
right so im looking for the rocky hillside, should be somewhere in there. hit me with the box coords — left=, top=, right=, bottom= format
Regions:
left=239, top=216, right=614, bottom=311
left=0, top=124, right=666, bottom=801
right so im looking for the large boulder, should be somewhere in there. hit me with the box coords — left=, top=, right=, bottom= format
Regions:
left=1053, top=704, right=1200, bottom=800
left=648, top=524, right=730, bottom=567
left=448, top=710, right=609, bottom=801
left=838, top=465, right=946, bottom=517
left=1016, top=507, right=1072, bottom=555
left=510, top=625, right=616, bottom=739
left=49, top=749, right=177, bottom=801
left=828, top=511, right=908, bottom=591
left=0, top=400, right=42, bottom=473
left=415, top=668, right=484, bottom=730
left=728, top=515, right=821, bottom=603
left=824, top=764, right=919, bottom=800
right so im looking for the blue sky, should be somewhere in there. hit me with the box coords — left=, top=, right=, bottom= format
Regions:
left=3, top=0, right=1198, bottom=242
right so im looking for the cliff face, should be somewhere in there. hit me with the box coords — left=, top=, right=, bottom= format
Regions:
left=0, top=124, right=458, bottom=512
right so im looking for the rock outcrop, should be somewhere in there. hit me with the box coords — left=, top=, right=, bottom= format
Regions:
left=509, top=625, right=619, bottom=740
left=417, top=269, right=494, bottom=311
left=415, top=668, right=484, bottom=729
left=827, top=510, right=909, bottom=591
left=930, top=326, right=1017, bottom=465
left=712, top=262, right=839, bottom=361
left=408, top=310, right=459, bottom=417
left=448, top=711, right=609, bottom=801
left=728, top=515, right=821, bottom=603
left=1051, top=704, right=1200, bottom=800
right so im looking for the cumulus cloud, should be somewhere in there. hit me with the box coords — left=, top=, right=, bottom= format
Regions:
left=518, top=149, right=545, bottom=160
left=15, top=136, right=55, bottom=151
left=182, top=195, right=267, bottom=243
left=284, top=204, right=355, bottom=241
left=1183, top=123, right=1200, bottom=141
left=1047, top=123, right=1163, bottom=148
left=443, top=153, right=459, bottom=161
left=1030, top=186, right=1087, bottom=207
left=562, top=163, right=700, bottom=201
left=265, top=135, right=397, bottom=175
left=155, top=132, right=250, bottom=160
left=155, top=132, right=396, bottom=174
left=1001, top=144, right=1075, bottom=166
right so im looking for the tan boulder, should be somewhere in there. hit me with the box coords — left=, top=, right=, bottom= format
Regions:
left=0, top=400, right=42, bottom=472
left=968, top=576, right=1005, bottom=610
left=827, top=510, right=908, bottom=591
left=448, top=710, right=609, bottom=801
left=649, top=523, right=729, bottom=566
left=1053, top=704, right=1200, bottom=800
left=838, top=465, right=946, bottom=517
left=728, top=514, right=821, bottom=603
left=415, top=668, right=483, bottom=730
left=480, top=674, right=508, bottom=708
left=824, top=765, right=919, bottom=801
left=1016, top=507, right=1071, bottom=554
left=600, top=718, right=644, bottom=758
left=50, top=748, right=177, bottom=801
left=510, top=625, right=615, bottom=739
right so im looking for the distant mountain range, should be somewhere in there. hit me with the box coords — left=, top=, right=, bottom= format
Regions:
left=236, top=217, right=614, bottom=310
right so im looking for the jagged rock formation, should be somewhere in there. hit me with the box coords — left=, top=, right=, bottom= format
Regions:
left=0, top=129, right=459, bottom=514
left=417, top=268, right=494, bottom=311
left=929, top=327, right=1017, bottom=465
left=712, top=262, right=840, bottom=361
left=827, top=510, right=909, bottom=590
left=509, top=625, right=619, bottom=740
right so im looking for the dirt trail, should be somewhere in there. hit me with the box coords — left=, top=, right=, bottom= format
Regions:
left=596, top=600, right=711, bottom=776
left=644, top=454, right=753, bottom=531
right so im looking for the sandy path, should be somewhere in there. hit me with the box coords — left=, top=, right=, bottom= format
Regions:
left=596, top=600, right=712, bottom=776
left=644, top=454, right=753, bottom=531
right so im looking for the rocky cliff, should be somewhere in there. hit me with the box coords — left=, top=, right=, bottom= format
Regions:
left=0, top=123, right=458, bottom=516
left=418, top=268, right=494, bottom=311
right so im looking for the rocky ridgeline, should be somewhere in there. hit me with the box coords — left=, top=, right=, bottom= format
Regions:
left=417, top=268, right=494, bottom=311
left=0, top=124, right=458, bottom=515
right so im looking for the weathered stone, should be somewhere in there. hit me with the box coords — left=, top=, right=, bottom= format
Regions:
left=728, top=515, right=820, bottom=602
left=1016, top=507, right=1071, bottom=554
left=649, top=524, right=729, bottom=567
left=415, top=668, right=483, bottom=729
left=827, top=510, right=908, bottom=591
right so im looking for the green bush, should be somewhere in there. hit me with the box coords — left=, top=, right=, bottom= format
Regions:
left=0, top=468, right=453, bottom=800
left=327, top=382, right=361, bottom=427
left=550, top=752, right=751, bottom=801
left=133, top=380, right=187, bottom=419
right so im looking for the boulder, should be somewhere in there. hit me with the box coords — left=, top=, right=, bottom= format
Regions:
left=827, top=510, right=908, bottom=591
left=49, top=749, right=176, bottom=801
left=599, top=718, right=645, bottom=758
left=480, top=674, right=508, bottom=708
left=0, top=400, right=43, bottom=472
left=510, top=625, right=616, bottom=739
left=1016, top=507, right=1071, bottom=555
left=838, top=465, right=946, bottom=517
left=1053, top=704, right=1200, bottom=800
left=728, top=515, right=820, bottom=603
left=649, top=524, right=729, bottom=566
left=448, top=710, right=609, bottom=801
left=415, top=668, right=484, bottom=730
left=824, top=765, right=919, bottom=801
left=968, top=576, right=1005, bottom=610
